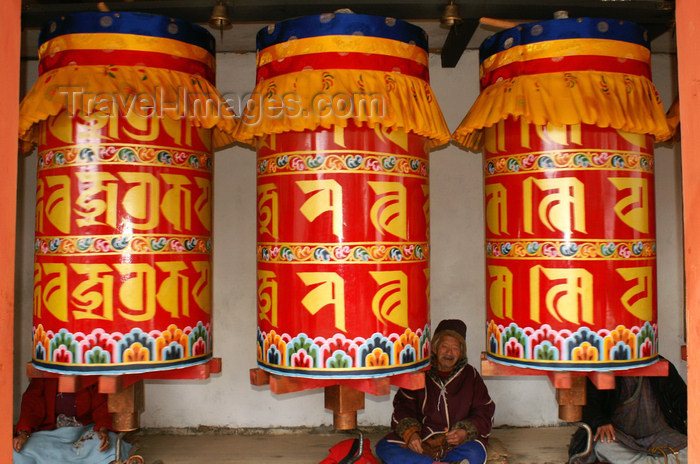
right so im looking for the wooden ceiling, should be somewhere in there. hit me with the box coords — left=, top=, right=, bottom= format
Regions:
left=21, top=0, right=675, bottom=66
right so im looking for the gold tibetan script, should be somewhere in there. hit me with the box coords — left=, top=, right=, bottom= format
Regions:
left=534, top=123, right=582, bottom=147
left=74, top=172, right=119, bottom=228
left=121, top=172, right=160, bottom=230
left=34, top=263, right=68, bottom=321
left=34, top=261, right=211, bottom=322
left=609, top=177, right=650, bottom=233
left=298, top=272, right=346, bottom=332
left=421, top=184, right=430, bottom=226
left=113, top=263, right=157, bottom=322
left=616, top=266, right=653, bottom=320
left=369, top=271, right=409, bottom=328
left=258, top=270, right=278, bottom=327
left=616, top=129, right=647, bottom=149
left=523, top=177, right=586, bottom=234
left=488, top=265, right=513, bottom=319
left=373, top=125, right=409, bottom=152
left=193, top=177, right=212, bottom=231
left=484, top=120, right=506, bottom=153
left=485, top=119, right=582, bottom=152
left=257, top=183, right=279, bottom=238
left=160, top=174, right=192, bottom=232
left=530, top=266, right=593, bottom=324
left=71, top=263, right=114, bottom=321
left=368, top=182, right=407, bottom=239
left=38, top=175, right=71, bottom=234
left=192, top=261, right=211, bottom=314
left=297, top=180, right=343, bottom=238
left=424, top=267, right=430, bottom=303
left=156, top=261, right=190, bottom=318
left=47, top=110, right=210, bottom=149
left=485, top=183, right=508, bottom=235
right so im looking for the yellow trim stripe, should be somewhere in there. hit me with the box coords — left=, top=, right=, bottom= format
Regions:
left=39, top=33, right=215, bottom=69
left=258, top=35, right=428, bottom=68
left=481, top=39, right=650, bottom=76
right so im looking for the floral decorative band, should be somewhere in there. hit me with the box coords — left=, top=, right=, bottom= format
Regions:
left=257, top=325, right=430, bottom=378
left=486, top=320, right=657, bottom=369
left=32, top=322, right=212, bottom=373
left=486, top=239, right=655, bottom=260
left=485, top=151, right=653, bottom=176
left=258, top=242, right=428, bottom=264
left=258, top=152, right=428, bottom=177
left=35, top=235, right=211, bottom=256
left=39, top=145, right=212, bottom=172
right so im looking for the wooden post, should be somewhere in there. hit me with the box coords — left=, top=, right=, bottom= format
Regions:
left=107, top=380, right=145, bottom=432
left=556, top=376, right=587, bottom=422
left=1, top=1, right=21, bottom=461
left=324, top=385, right=365, bottom=430
left=677, top=1, right=700, bottom=461
left=250, top=367, right=424, bottom=430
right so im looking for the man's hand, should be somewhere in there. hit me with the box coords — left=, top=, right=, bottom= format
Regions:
left=446, top=428, right=468, bottom=446
left=13, top=431, right=29, bottom=452
left=97, top=427, right=110, bottom=452
left=593, top=424, right=616, bottom=443
left=406, top=432, right=423, bottom=454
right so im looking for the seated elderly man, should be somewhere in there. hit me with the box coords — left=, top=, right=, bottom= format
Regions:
left=376, top=319, right=495, bottom=464
left=569, top=358, right=687, bottom=464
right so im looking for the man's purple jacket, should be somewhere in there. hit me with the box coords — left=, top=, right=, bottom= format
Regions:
left=383, top=358, right=495, bottom=453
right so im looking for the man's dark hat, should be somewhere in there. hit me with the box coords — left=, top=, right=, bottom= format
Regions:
left=431, top=319, right=467, bottom=356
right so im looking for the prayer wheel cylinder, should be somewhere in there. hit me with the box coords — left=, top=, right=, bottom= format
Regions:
left=23, top=12, right=230, bottom=373
left=246, top=13, right=449, bottom=378
left=484, top=119, right=657, bottom=369
left=453, top=18, right=671, bottom=370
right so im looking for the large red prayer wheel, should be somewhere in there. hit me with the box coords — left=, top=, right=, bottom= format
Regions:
left=453, top=17, right=672, bottom=370
left=19, top=12, right=236, bottom=374
left=237, top=13, right=450, bottom=378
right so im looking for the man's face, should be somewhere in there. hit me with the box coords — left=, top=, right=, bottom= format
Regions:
left=436, top=335, right=462, bottom=371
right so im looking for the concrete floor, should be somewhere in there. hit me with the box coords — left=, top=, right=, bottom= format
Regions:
left=131, top=425, right=578, bottom=464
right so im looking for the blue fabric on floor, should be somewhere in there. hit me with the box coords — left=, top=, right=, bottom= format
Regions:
left=13, top=425, right=131, bottom=464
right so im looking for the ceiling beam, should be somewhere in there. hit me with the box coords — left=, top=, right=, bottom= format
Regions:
left=441, top=19, right=479, bottom=68
left=21, top=0, right=674, bottom=29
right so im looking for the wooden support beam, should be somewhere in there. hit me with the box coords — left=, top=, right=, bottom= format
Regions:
left=389, top=371, right=426, bottom=391
left=23, top=358, right=221, bottom=434
left=324, top=385, right=365, bottom=430
left=587, top=371, right=615, bottom=391
left=344, top=377, right=391, bottom=396
left=269, top=374, right=329, bottom=394
left=58, top=375, right=98, bottom=393
left=480, top=353, right=547, bottom=377
left=250, top=367, right=270, bottom=386
left=26, top=363, right=59, bottom=379
left=481, top=353, right=669, bottom=380
left=99, top=375, right=141, bottom=395
left=27, top=358, right=222, bottom=383
left=209, top=357, right=223, bottom=374
left=547, top=371, right=572, bottom=389
left=249, top=367, right=420, bottom=396
left=481, top=353, right=671, bottom=422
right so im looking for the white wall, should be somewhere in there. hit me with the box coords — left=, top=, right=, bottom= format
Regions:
left=15, top=49, right=685, bottom=429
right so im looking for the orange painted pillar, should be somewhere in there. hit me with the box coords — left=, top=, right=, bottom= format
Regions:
left=677, top=0, right=700, bottom=461
left=0, top=0, right=21, bottom=461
